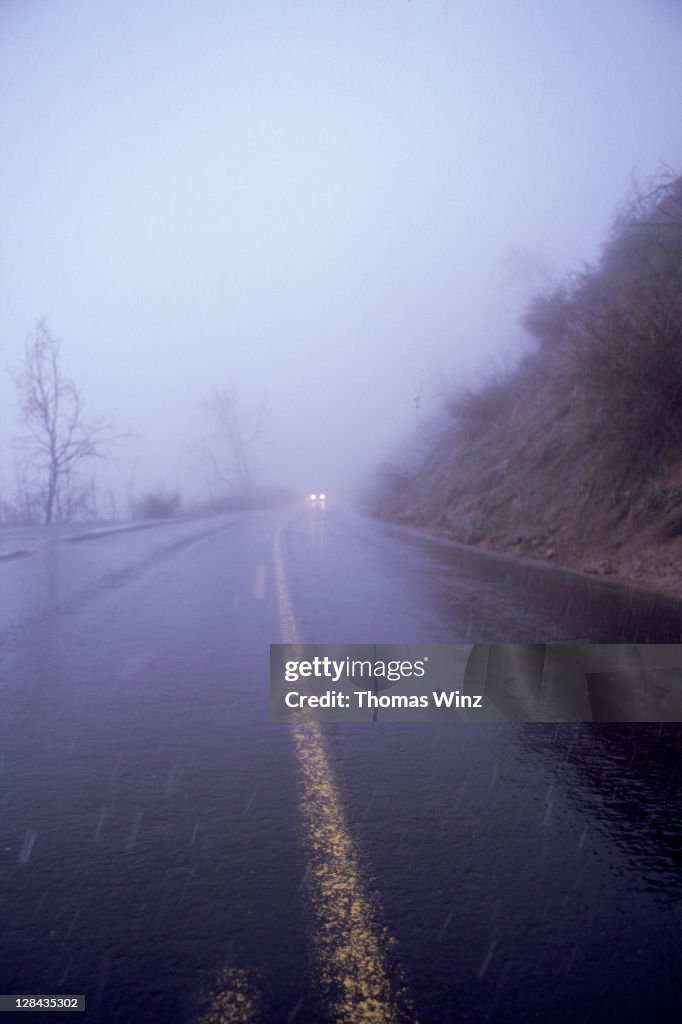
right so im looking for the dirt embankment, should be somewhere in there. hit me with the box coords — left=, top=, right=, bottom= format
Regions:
left=367, top=174, right=682, bottom=600
left=373, top=422, right=682, bottom=599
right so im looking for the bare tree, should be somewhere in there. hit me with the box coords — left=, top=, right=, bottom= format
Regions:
left=197, top=388, right=266, bottom=500
left=14, top=320, right=123, bottom=524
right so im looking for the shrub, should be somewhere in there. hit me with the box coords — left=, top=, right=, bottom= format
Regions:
left=449, top=368, right=519, bottom=441
left=135, top=490, right=181, bottom=519
left=572, top=174, right=682, bottom=471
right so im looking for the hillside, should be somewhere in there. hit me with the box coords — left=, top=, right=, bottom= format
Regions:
left=366, top=173, right=682, bottom=599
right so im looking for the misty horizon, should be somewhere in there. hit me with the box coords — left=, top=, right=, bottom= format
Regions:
left=1, top=0, right=681, bottom=517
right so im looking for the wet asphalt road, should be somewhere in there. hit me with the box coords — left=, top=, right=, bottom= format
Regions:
left=1, top=506, right=681, bottom=1023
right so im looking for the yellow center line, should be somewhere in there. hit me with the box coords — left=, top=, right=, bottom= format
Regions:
left=273, top=525, right=416, bottom=1024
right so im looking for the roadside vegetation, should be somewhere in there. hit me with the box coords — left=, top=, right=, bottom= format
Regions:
left=134, top=490, right=183, bottom=520
left=1, top=327, right=288, bottom=526
left=4, top=321, right=125, bottom=525
left=366, top=170, right=682, bottom=596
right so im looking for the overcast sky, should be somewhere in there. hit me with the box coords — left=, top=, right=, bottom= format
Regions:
left=1, top=0, right=681, bottom=510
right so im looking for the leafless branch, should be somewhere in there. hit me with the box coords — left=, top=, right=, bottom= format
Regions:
left=13, top=320, right=128, bottom=523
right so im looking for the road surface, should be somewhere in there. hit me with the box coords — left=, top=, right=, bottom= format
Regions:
left=1, top=506, right=681, bottom=1022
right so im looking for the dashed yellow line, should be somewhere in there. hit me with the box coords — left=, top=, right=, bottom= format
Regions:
left=273, top=526, right=416, bottom=1024
left=193, top=966, right=262, bottom=1024
left=272, top=533, right=299, bottom=645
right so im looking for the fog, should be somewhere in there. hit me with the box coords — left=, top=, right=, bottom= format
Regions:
left=1, top=0, right=681, bottom=512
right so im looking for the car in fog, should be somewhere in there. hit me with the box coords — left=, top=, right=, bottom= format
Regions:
left=308, top=492, right=326, bottom=507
